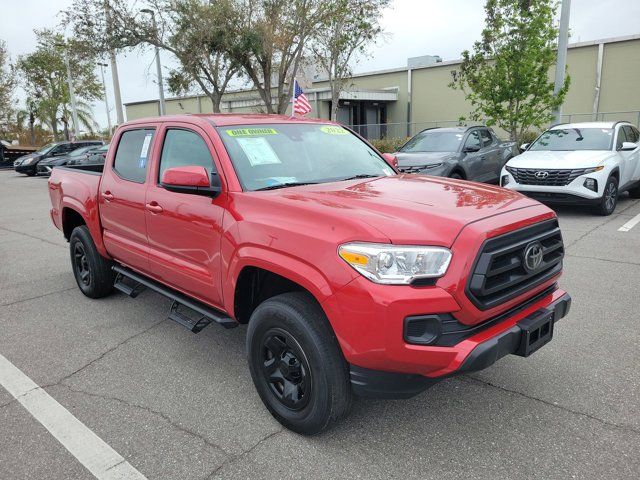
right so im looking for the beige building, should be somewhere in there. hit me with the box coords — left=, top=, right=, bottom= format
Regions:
left=125, top=34, right=640, bottom=139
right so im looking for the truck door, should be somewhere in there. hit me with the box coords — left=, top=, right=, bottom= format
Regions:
left=99, top=126, right=156, bottom=273
left=145, top=125, right=226, bottom=309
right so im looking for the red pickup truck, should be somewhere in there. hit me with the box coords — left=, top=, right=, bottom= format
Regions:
left=49, top=114, right=571, bottom=434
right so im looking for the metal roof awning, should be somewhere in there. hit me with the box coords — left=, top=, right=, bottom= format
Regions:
left=312, top=88, right=398, bottom=102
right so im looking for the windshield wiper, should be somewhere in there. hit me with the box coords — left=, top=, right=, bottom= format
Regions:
left=255, top=181, right=318, bottom=191
left=340, top=174, right=381, bottom=181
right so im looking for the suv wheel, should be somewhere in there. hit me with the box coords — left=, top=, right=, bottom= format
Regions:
left=595, top=176, right=618, bottom=216
left=247, top=292, right=351, bottom=435
left=69, top=225, right=115, bottom=298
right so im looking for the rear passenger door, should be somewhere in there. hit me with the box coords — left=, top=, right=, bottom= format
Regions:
left=145, top=124, right=227, bottom=309
left=100, top=126, right=157, bottom=274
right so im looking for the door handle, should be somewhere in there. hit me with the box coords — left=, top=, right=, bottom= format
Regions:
left=146, top=202, right=163, bottom=214
left=102, top=191, right=114, bottom=201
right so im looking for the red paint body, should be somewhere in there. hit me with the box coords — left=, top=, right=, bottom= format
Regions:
left=48, top=114, right=567, bottom=378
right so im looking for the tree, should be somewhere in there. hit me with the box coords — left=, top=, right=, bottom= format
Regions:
left=227, top=0, right=330, bottom=114
left=66, top=0, right=241, bottom=113
left=0, top=40, right=17, bottom=138
left=17, top=30, right=101, bottom=140
left=312, top=0, right=390, bottom=121
left=449, top=0, right=570, bottom=142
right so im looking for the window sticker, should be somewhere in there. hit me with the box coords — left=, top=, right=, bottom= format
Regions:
left=320, top=126, right=348, bottom=135
left=226, top=128, right=278, bottom=137
left=236, top=137, right=282, bottom=166
left=139, top=133, right=153, bottom=168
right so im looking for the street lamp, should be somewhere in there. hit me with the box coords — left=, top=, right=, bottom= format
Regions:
left=141, top=8, right=166, bottom=116
left=97, top=62, right=113, bottom=136
left=55, top=41, right=80, bottom=141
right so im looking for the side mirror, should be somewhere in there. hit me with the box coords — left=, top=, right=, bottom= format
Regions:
left=621, top=142, right=638, bottom=151
left=463, top=145, right=480, bottom=153
left=381, top=153, right=398, bottom=169
left=161, top=165, right=222, bottom=197
left=519, top=143, right=530, bottom=152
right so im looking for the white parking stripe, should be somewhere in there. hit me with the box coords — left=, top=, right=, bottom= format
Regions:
left=618, top=213, right=640, bottom=232
left=0, top=353, right=147, bottom=480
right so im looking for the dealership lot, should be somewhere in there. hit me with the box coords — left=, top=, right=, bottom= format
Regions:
left=0, top=169, right=639, bottom=479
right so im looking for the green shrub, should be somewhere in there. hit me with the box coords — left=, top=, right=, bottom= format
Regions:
left=369, top=137, right=408, bottom=153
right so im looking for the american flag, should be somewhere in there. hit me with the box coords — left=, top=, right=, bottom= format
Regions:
left=293, top=79, right=312, bottom=116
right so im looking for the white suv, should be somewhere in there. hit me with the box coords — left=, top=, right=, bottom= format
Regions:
left=501, top=122, right=640, bottom=215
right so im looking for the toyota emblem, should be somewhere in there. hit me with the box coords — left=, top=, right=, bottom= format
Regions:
left=523, top=241, right=544, bottom=272
left=535, top=171, right=549, bottom=179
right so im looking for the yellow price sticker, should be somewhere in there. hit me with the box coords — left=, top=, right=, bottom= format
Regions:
left=226, top=128, right=278, bottom=137
left=320, top=126, right=348, bottom=135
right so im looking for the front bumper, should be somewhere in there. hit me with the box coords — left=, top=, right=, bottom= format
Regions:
left=14, top=162, right=37, bottom=174
left=350, top=292, right=571, bottom=398
left=500, top=168, right=607, bottom=203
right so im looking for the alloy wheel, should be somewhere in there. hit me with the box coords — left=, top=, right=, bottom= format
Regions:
left=604, top=181, right=617, bottom=212
left=73, top=242, right=91, bottom=286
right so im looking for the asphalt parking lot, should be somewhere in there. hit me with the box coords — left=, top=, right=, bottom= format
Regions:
left=1, top=169, right=639, bottom=480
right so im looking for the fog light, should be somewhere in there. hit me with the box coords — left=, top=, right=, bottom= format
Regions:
left=584, top=177, right=598, bottom=192
left=501, top=175, right=510, bottom=186
left=404, top=315, right=442, bottom=345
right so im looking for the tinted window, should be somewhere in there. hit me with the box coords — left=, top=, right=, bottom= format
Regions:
left=465, top=131, right=481, bottom=149
left=530, top=128, right=613, bottom=151
left=159, top=129, right=214, bottom=181
left=623, top=125, right=638, bottom=143
left=113, top=129, right=155, bottom=183
left=616, top=128, right=628, bottom=150
left=480, top=129, right=493, bottom=147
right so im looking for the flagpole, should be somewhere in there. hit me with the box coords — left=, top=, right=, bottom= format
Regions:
left=291, top=77, right=296, bottom=118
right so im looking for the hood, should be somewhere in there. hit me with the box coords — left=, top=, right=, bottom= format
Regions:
left=395, top=151, right=457, bottom=167
left=251, top=175, right=539, bottom=247
left=16, top=153, right=39, bottom=162
left=508, top=150, right=614, bottom=169
left=39, top=156, right=70, bottom=166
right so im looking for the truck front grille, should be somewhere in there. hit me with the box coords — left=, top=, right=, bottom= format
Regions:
left=466, top=220, right=564, bottom=310
left=506, top=167, right=588, bottom=186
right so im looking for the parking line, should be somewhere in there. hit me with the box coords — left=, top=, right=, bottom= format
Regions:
left=0, top=353, right=147, bottom=480
left=618, top=213, right=640, bottom=232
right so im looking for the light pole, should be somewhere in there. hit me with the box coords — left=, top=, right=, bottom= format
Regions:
left=97, top=62, right=113, bottom=135
left=552, top=0, right=571, bottom=125
left=56, top=42, right=80, bottom=141
left=141, top=8, right=166, bottom=116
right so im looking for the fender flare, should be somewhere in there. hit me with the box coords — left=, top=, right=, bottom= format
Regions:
left=61, top=199, right=110, bottom=258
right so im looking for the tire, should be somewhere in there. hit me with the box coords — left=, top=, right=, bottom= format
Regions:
left=246, top=292, right=351, bottom=435
left=25, top=170, right=36, bottom=177
left=69, top=225, right=115, bottom=298
left=628, top=184, right=640, bottom=199
left=594, top=176, right=618, bottom=216
left=449, top=171, right=464, bottom=180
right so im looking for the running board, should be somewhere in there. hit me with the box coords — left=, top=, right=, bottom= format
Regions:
left=112, top=265, right=237, bottom=331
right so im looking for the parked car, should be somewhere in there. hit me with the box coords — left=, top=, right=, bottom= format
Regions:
left=501, top=121, right=640, bottom=215
left=48, top=114, right=570, bottom=435
left=395, top=126, right=518, bottom=183
left=68, top=143, right=109, bottom=167
left=14, top=140, right=103, bottom=176
left=37, top=145, right=103, bottom=175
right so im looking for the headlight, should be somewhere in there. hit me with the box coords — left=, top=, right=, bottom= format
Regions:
left=583, top=166, right=604, bottom=174
left=22, top=157, right=35, bottom=165
left=338, top=242, right=452, bottom=284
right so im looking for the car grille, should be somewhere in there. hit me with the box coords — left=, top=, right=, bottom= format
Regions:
left=506, top=167, right=588, bottom=186
left=466, top=220, right=564, bottom=310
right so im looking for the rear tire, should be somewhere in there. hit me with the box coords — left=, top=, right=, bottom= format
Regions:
left=628, top=183, right=640, bottom=199
left=594, top=176, right=618, bottom=216
left=69, top=225, right=115, bottom=298
left=247, top=292, right=351, bottom=435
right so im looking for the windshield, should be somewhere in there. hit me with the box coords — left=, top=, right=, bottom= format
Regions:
left=35, top=143, right=57, bottom=155
left=400, top=130, right=463, bottom=153
left=96, top=144, right=109, bottom=152
left=218, top=124, right=395, bottom=191
left=530, top=128, right=613, bottom=151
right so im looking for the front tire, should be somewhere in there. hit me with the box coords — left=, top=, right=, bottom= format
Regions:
left=247, top=292, right=351, bottom=435
left=69, top=225, right=115, bottom=298
left=594, top=176, right=618, bottom=216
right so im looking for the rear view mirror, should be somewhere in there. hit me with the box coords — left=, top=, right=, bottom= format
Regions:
left=621, top=142, right=638, bottom=151
left=381, top=153, right=398, bottom=169
left=519, top=143, right=530, bottom=152
left=161, top=165, right=221, bottom=197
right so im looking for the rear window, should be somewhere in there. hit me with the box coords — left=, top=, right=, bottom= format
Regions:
left=113, top=129, right=155, bottom=183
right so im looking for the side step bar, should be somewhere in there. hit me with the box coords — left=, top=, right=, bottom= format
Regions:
left=112, top=265, right=237, bottom=332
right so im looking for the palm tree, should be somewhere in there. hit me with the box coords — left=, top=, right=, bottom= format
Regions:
left=60, top=100, right=98, bottom=140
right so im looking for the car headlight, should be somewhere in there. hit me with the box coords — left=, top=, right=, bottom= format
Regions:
left=338, top=242, right=452, bottom=284
left=583, top=166, right=604, bottom=174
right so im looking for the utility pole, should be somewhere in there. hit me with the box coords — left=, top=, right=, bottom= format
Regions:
left=57, top=43, right=80, bottom=141
left=97, top=62, right=113, bottom=135
left=552, top=0, right=571, bottom=125
left=141, top=9, right=166, bottom=116
left=104, top=1, right=124, bottom=124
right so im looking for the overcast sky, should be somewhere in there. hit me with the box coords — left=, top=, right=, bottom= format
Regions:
left=3, top=0, right=639, bottom=129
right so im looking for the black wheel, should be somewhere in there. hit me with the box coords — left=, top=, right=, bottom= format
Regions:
left=594, top=176, right=618, bottom=216
left=25, top=170, right=36, bottom=177
left=69, top=225, right=115, bottom=298
left=247, top=292, right=351, bottom=435
left=449, top=171, right=464, bottom=180
left=628, top=184, right=640, bottom=199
